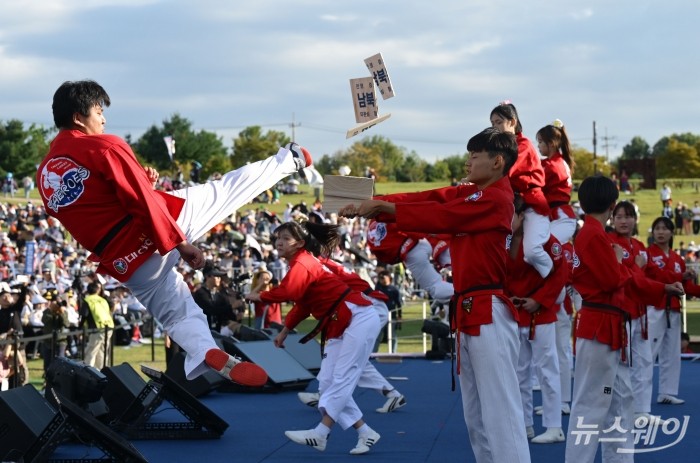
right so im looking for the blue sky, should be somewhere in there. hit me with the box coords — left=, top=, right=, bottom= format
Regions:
left=1, top=0, right=698, bottom=164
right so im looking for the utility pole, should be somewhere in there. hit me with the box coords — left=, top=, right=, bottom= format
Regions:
left=289, top=112, right=302, bottom=143
left=593, top=121, right=597, bottom=174
left=601, top=127, right=617, bottom=163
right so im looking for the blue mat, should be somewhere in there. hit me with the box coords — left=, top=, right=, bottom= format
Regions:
left=49, top=357, right=700, bottom=462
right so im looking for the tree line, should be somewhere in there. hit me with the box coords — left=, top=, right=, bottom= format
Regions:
left=2, top=115, right=698, bottom=185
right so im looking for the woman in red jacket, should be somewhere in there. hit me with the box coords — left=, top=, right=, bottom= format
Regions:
left=246, top=220, right=382, bottom=455
left=537, top=119, right=577, bottom=245
left=491, top=101, right=552, bottom=279
left=644, top=216, right=700, bottom=406
left=609, top=202, right=664, bottom=423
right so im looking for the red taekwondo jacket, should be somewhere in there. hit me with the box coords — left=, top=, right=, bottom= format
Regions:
left=376, top=176, right=516, bottom=336
left=38, top=130, right=185, bottom=282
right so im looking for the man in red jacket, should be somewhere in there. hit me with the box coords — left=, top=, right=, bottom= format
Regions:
left=565, top=176, right=683, bottom=463
left=37, top=80, right=311, bottom=386
left=342, top=127, right=530, bottom=463
left=507, top=194, right=568, bottom=444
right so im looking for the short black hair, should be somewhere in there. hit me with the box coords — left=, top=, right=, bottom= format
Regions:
left=466, top=127, right=518, bottom=175
left=86, top=281, right=102, bottom=295
left=52, top=80, right=111, bottom=129
left=578, top=175, right=619, bottom=214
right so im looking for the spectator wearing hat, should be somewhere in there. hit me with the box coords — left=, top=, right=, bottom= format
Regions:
left=80, top=281, right=114, bottom=369
left=193, top=265, right=245, bottom=333
left=37, top=266, right=58, bottom=294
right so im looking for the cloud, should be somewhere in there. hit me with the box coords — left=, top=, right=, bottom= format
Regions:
left=1, top=0, right=699, bottom=164
left=570, top=8, right=594, bottom=21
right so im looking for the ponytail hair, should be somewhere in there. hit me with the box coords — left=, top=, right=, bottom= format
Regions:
left=536, top=119, right=575, bottom=175
left=273, top=220, right=341, bottom=257
left=490, top=100, right=523, bottom=134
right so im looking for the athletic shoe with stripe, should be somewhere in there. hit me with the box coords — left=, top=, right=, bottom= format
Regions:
left=285, top=142, right=313, bottom=172
left=349, top=429, right=381, bottom=455
left=298, top=391, right=320, bottom=408
left=657, top=394, right=685, bottom=405
left=205, top=349, right=268, bottom=387
left=376, top=394, right=406, bottom=413
left=284, top=429, right=327, bottom=451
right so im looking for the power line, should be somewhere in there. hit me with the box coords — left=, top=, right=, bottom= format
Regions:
left=600, top=127, right=617, bottom=161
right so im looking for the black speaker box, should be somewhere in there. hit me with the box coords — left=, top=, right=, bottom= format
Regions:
left=0, top=385, right=147, bottom=462
left=101, top=363, right=159, bottom=424
left=0, top=385, right=58, bottom=461
left=165, top=351, right=225, bottom=397
left=223, top=339, right=315, bottom=388
left=101, top=362, right=228, bottom=439
left=51, top=390, right=148, bottom=462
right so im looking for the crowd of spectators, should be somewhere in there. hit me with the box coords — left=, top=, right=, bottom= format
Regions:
left=0, top=193, right=425, bottom=391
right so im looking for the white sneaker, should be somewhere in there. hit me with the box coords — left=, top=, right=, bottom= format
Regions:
left=526, top=426, right=535, bottom=439
left=657, top=394, right=684, bottom=405
left=298, top=392, right=320, bottom=408
left=534, top=405, right=543, bottom=416
left=284, top=429, right=327, bottom=452
left=376, top=395, right=406, bottom=413
left=285, top=142, right=313, bottom=172
left=349, top=429, right=381, bottom=455
left=531, top=427, right=565, bottom=444
left=634, top=412, right=666, bottom=427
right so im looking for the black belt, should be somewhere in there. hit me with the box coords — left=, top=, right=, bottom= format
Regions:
left=581, top=301, right=625, bottom=315
left=300, top=288, right=352, bottom=353
left=454, top=284, right=503, bottom=297
left=93, top=215, right=132, bottom=256
left=582, top=301, right=630, bottom=363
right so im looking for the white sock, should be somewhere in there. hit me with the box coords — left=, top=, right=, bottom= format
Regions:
left=357, top=423, right=373, bottom=437
left=314, top=422, right=331, bottom=438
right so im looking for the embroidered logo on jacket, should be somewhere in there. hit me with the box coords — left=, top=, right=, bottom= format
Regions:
left=551, top=242, right=562, bottom=258
left=652, top=255, right=665, bottom=268
left=465, top=191, right=482, bottom=202
left=40, top=157, right=90, bottom=212
left=571, top=251, right=580, bottom=268
left=367, top=221, right=388, bottom=246
left=112, top=238, right=155, bottom=275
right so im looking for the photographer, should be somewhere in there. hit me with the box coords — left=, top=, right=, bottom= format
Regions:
left=41, top=294, right=70, bottom=375
left=193, top=264, right=245, bottom=333
left=1, top=282, right=28, bottom=388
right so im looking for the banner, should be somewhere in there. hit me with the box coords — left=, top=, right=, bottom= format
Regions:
left=24, top=240, right=36, bottom=275
left=163, top=136, right=176, bottom=161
